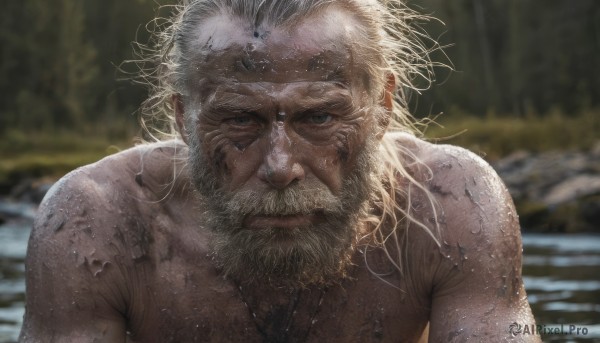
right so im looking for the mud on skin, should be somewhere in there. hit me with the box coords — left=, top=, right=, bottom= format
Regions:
left=20, top=3, right=539, bottom=342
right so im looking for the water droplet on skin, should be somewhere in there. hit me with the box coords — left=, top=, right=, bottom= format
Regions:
left=470, top=217, right=484, bottom=234
left=438, top=161, right=453, bottom=170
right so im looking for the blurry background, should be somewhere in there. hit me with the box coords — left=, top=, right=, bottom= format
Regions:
left=0, top=0, right=598, bottom=342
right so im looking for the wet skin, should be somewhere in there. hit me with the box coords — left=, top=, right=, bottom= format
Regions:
left=20, top=7, right=539, bottom=343
left=178, top=10, right=376, bottom=200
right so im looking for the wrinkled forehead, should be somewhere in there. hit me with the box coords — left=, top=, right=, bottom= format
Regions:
left=185, top=7, right=366, bottom=85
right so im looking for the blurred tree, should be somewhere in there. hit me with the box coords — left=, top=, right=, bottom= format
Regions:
left=82, top=0, right=174, bottom=130
left=0, top=0, right=173, bottom=135
left=2, top=0, right=59, bottom=130
left=0, top=0, right=99, bottom=131
left=59, top=0, right=100, bottom=127
left=412, top=0, right=600, bottom=117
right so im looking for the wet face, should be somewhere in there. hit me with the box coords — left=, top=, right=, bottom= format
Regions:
left=177, top=7, right=386, bottom=286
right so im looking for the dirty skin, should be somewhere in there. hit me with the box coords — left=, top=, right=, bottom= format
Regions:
left=20, top=4, right=539, bottom=343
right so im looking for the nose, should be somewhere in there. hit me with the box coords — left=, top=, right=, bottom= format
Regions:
left=257, top=124, right=305, bottom=189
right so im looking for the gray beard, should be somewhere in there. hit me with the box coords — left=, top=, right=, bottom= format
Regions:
left=188, top=135, right=380, bottom=287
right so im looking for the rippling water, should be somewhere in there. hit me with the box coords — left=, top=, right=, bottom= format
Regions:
left=1, top=217, right=599, bottom=342
left=522, top=234, right=600, bottom=342
left=0, top=218, right=28, bottom=343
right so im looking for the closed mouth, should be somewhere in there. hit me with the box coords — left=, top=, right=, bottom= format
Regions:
left=243, top=211, right=324, bottom=229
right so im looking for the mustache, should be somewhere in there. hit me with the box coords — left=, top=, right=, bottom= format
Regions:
left=223, top=183, right=344, bottom=217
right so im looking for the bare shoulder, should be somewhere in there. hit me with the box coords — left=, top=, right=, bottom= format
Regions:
left=30, top=140, right=185, bottom=251
left=385, top=132, right=538, bottom=341
left=39, top=140, right=188, bottom=206
left=387, top=131, right=519, bottom=243
left=30, top=139, right=194, bottom=270
left=388, top=132, right=522, bottom=276
left=21, top=140, right=195, bottom=341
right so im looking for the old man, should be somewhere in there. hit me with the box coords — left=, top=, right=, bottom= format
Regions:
left=20, top=0, right=539, bottom=342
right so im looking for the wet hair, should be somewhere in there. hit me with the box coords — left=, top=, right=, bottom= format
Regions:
left=133, top=0, right=442, bottom=282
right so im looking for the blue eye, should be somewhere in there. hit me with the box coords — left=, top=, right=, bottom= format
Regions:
left=231, top=115, right=252, bottom=126
left=309, top=114, right=332, bottom=124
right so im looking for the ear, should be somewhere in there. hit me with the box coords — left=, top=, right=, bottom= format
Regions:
left=376, top=72, right=395, bottom=139
left=173, top=94, right=189, bottom=145
left=382, top=72, right=396, bottom=112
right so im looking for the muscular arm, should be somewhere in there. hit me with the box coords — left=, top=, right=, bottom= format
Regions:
left=421, top=144, right=540, bottom=342
left=20, top=170, right=129, bottom=342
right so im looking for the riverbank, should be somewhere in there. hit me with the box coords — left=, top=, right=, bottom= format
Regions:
left=0, top=130, right=134, bottom=195
left=492, top=145, right=600, bottom=233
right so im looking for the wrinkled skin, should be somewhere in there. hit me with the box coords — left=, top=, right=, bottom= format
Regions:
left=20, top=7, right=539, bottom=343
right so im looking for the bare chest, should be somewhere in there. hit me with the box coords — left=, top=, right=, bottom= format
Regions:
left=120, top=205, right=431, bottom=342
left=125, top=257, right=430, bottom=343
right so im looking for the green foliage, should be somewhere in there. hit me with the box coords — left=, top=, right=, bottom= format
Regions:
left=0, top=0, right=174, bottom=134
left=424, top=109, right=600, bottom=160
left=0, top=130, right=133, bottom=188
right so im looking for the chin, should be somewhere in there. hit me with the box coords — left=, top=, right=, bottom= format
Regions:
left=211, top=220, right=357, bottom=287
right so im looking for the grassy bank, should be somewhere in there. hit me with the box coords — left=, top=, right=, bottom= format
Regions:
left=1, top=110, right=598, bottom=192
left=422, top=109, right=599, bottom=160
left=0, top=129, right=135, bottom=193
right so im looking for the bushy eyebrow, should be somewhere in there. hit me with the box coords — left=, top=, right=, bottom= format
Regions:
left=295, top=83, right=355, bottom=111
left=205, top=91, right=263, bottom=113
left=296, top=95, right=355, bottom=114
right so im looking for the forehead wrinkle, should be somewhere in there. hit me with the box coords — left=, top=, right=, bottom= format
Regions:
left=207, top=89, right=264, bottom=112
left=204, top=81, right=353, bottom=113
left=305, top=48, right=353, bottom=81
left=186, top=8, right=371, bottom=97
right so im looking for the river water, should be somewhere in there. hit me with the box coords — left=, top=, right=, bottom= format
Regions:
left=1, top=216, right=599, bottom=342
